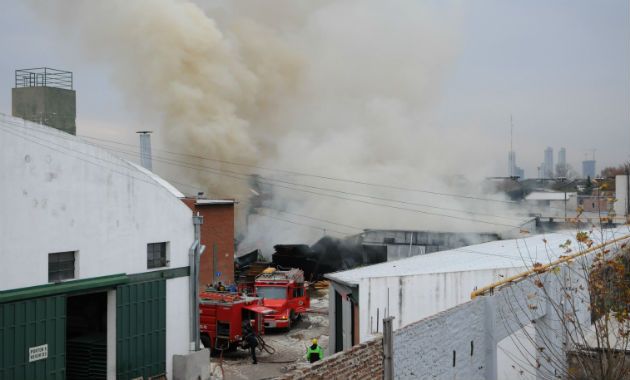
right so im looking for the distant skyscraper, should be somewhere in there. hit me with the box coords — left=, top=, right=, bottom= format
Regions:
left=543, top=147, right=554, bottom=178
left=558, top=147, right=566, bottom=166
left=556, top=147, right=567, bottom=177
left=582, top=160, right=596, bottom=178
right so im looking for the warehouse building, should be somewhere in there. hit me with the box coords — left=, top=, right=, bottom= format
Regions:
left=325, top=227, right=628, bottom=379
left=0, top=114, right=196, bottom=379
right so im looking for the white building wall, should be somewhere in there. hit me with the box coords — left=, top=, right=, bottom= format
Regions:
left=167, top=276, right=191, bottom=378
left=0, top=117, right=195, bottom=378
left=0, top=118, right=193, bottom=290
left=358, top=267, right=524, bottom=341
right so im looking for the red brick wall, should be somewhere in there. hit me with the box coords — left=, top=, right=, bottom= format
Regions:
left=274, top=336, right=383, bottom=380
left=182, top=198, right=235, bottom=287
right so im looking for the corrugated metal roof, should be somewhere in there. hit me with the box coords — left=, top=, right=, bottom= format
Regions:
left=326, top=226, right=629, bottom=285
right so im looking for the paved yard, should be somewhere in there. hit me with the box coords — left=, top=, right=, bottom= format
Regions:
left=217, top=289, right=329, bottom=380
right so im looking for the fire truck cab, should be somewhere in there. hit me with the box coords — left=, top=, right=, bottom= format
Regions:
left=199, top=291, right=274, bottom=354
left=255, top=267, right=310, bottom=329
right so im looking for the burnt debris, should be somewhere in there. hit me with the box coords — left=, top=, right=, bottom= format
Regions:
left=272, top=236, right=387, bottom=281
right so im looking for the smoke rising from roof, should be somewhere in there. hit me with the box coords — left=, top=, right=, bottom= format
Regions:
left=31, top=0, right=528, bottom=255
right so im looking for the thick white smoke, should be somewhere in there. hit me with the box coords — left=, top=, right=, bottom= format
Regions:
left=31, top=0, right=527, bottom=255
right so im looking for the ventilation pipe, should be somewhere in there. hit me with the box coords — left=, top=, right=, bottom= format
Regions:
left=136, top=131, right=153, bottom=171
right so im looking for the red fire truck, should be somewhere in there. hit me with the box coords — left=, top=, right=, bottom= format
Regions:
left=199, top=291, right=274, bottom=354
left=255, top=267, right=310, bottom=329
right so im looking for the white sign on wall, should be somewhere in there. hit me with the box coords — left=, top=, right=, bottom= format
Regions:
left=28, top=344, right=48, bottom=362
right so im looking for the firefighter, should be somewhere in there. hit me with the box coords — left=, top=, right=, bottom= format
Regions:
left=242, top=319, right=258, bottom=364
left=217, top=281, right=226, bottom=292
left=305, top=338, right=323, bottom=363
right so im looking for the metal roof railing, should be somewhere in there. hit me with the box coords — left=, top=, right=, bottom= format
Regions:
left=15, top=68, right=73, bottom=90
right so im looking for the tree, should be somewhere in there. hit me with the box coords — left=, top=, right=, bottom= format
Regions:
left=583, top=176, right=594, bottom=196
left=498, top=218, right=630, bottom=380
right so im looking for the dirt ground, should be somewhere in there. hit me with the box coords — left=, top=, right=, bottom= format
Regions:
left=216, top=288, right=329, bottom=380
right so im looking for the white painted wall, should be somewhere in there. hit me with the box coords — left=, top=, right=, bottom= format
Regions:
left=167, top=276, right=191, bottom=378
left=358, top=267, right=524, bottom=341
left=0, top=117, right=193, bottom=289
left=0, top=116, right=195, bottom=378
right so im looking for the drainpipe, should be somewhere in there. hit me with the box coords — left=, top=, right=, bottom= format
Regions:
left=190, top=213, right=205, bottom=351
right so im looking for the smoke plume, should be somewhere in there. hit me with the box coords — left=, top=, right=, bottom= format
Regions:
left=31, top=0, right=527, bottom=255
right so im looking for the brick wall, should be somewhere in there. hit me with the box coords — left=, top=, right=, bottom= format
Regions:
left=275, top=336, right=383, bottom=380
left=182, top=199, right=235, bottom=286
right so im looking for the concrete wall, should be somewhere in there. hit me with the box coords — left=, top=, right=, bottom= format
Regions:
left=12, top=86, right=76, bottom=135
left=274, top=336, right=383, bottom=380
left=0, top=115, right=195, bottom=378
left=615, top=175, right=628, bottom=218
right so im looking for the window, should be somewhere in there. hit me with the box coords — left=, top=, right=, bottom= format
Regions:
left=255, top=286, right=287, bottom=299
left=293, top=287, right=304, bottom=298
left=49, top=251, right=75, bottom=282
left=147, top=242, right=168, bottom=269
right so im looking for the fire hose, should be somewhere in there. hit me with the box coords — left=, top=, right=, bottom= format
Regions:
left=210, top=349, right=225, bottom=379
left=256, top=334, right=276, bottom=355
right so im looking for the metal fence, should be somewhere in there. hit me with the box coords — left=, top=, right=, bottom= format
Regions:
left=15, top=68, right=73, bottom=90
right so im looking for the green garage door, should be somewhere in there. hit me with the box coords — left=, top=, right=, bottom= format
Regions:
left=116, top=279, right=166, bottom=379
left=0, top=295, right=66, bottom=380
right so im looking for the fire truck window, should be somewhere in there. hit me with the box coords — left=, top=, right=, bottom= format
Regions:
left=294, top=288, right=304, bottom=297
left=256, top=286, right=286, bottom=299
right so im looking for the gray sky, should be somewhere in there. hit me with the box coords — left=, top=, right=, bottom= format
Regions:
left=1, top=0, right=628, bottom=178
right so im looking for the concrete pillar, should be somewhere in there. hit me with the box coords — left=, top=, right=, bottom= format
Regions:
left=383, top=316, right=394, bottom=380
left=107, top=290, right=117, bottom=379
left=614, top=175, right=628, bottom=219
left=328, top=284, right=336, bottom=355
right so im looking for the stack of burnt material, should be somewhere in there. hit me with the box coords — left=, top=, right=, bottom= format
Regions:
left=234, top=249, right=272, bottom=293
left=272, top=236, right=387, bottom=281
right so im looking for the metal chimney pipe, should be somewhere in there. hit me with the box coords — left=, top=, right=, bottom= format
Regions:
left=136, top=131, right=153, bottom=171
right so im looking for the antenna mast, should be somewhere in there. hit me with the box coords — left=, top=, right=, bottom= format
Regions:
left=508, top=115, right=514, bottom=177
left=510, top=115, right=513, bottom=154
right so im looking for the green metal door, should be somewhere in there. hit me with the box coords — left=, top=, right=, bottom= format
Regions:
left=116, top=279, right=166, bottom=379
left=0, top=295, right=66, bottom=380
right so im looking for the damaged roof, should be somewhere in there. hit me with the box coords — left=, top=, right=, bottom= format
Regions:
left=326, top=226, right=630, bottom=285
